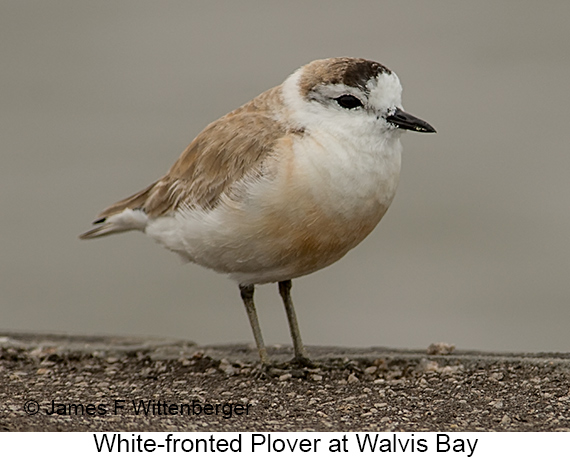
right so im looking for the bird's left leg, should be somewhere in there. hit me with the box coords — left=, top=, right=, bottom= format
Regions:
left=278, top=280, right=313, bottom=366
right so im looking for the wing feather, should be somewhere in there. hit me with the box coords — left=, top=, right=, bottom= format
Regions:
left=81, top=87, right=288, bottom=238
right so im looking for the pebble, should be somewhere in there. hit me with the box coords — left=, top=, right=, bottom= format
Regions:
left=426, top=342, right=455, bottom=355
left=347, top=373, right=359, bottom=384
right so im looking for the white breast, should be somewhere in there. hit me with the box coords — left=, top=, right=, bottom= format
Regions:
left=293, top=127, right=402, bottom=220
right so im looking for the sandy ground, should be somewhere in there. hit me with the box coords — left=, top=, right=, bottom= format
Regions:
left=1, top=332, right=569, bottom=432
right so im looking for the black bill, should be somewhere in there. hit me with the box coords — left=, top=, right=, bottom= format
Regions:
left=386, top=107, right=436, bottom=133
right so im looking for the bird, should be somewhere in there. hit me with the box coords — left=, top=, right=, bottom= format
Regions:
left=79, top=57, right=435, bottom=367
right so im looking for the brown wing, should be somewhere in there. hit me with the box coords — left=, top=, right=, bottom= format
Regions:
left=93, top=87, right=287, bottom=221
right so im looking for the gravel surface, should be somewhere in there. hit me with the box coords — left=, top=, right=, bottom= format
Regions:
left=1, top=332, right=569, bottom=432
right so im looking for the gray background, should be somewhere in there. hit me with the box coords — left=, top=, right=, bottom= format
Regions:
left=2, top=1, right=569, bottom=353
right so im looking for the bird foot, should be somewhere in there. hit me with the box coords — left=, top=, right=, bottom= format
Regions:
left=289, top=355, right=317, bottom=369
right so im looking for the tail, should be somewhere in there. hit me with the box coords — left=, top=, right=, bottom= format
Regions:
left=79, top=183, right=155, bottom=240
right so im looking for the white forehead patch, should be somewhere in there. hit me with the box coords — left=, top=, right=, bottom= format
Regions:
left=367, top=72, right=403, bottom=112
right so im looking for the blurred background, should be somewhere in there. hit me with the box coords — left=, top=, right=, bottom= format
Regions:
left=2, top=1, right=570, bottom=353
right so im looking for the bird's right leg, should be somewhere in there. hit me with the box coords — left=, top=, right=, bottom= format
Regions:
left=239, top=284, right=270, bottom=366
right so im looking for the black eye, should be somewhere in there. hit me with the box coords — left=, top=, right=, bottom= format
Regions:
left=335, top=94, right=363, bottom=109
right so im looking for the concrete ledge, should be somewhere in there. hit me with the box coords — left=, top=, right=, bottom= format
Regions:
left=1, top=332, right=569, bottom=431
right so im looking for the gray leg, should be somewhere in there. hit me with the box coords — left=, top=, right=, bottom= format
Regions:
left=278, top=280, right=311, bottom=364
left=239, top=284, right=269, bottom=365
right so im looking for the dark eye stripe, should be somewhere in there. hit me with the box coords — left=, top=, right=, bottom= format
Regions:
left=334, top=94, right=363, bottom=109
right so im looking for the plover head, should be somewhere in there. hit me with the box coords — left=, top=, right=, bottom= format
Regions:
left=282, top=57, right=435, bottom=141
